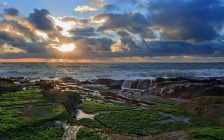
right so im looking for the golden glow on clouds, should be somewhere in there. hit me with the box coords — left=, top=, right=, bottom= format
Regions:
left=0, top=43, right=25, bottom=53
left=111, top=40, right=130, bottom=52
left=74, top=5, right=97, bottom=13
left=58, top=43, right=75, bottom=52
left=52, top=17, right=74, bottom=37
left=91, top=17, right=106, bottom=24
left=36, top=31, right=48, bottom=40
left=54, top=17, right=75, bottom=30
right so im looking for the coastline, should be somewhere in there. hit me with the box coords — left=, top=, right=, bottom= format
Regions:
left=1, top=76, right=224, bottom=139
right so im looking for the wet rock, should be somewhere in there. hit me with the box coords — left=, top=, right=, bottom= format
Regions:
left=0, top=77, right=14, bottom=83
left=19, top=79, right=31, bottom=84
left=178, top=96, right=224, bottom=123
left=94, top=78, right=111, bottom=86
left=153, top=77, right=166, bottom=83
left=122, top=79, right=152, bottom=90
left=150, top=77, right=224, bottom=99
left=0, top=78, right=23, bottom=93
left=41, top=90, right=81, bottom=116
left=55, top=120, right=63, bottom=126
left=34, top=80, right=54, bottom=90
left=136, top=79, right=151, bottom=90
left=61, top=77, right=80, bottom=85
left=81, top=80, right=94, bottom=84
left=94, top=79, right=124, bottom=89
left=109, top=80, right=124, bottom=89
left=100, top=91, right=155, bottom=106
left=130, top=80, right=139, bottom=89
left=0, top=84, right=23, bottom=93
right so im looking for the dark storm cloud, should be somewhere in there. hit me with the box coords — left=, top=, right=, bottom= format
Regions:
left=120, top=37, right=138, bottom=50
left=28, top=9, right=54, bottom=31
left=94, top=12, right=156, bottom=39
left=11, top=42, right=47, bottom=53
left=70, top=27, right=97, bottom=37
left=0, top=31, right=25, bottom=43
left=145, top=0, right=224, bottom=42
left=1, top=2, right=224, bottom=61
left=3, top=8, right=19, bottom=16
left=95, top=12, right=149, bottom=30
left=74, top=37, right=114, bottom=52
left=139, top=41, right=224, bottom=57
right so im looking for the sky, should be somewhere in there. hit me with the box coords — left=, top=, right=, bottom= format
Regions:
left=0, top=0, right=224, bottom=62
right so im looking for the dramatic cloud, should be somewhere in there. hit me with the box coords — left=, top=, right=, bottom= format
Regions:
left=74, top=37, right=113, bottom=53
left=93, top=12, right=156, bottom=39
left=61, top=17, right=90, bottom=25
left=0, top=20, right=37, bottom=42
left=0, top=0, right=224, bottom=62
left=74, top=5, right=98, bottom=13
left=140, top=41, right=224, bottom=57
left=28, top=9, right=54, bottom=31
left=4, top=8, right=19, bottom=16
left=0, top=43, right=25, bottom=53
left=144, top=0, right=224, bottom=42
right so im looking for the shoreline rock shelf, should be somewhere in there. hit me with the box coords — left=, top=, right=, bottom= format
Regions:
left=0, top=76, right=224, bottom=140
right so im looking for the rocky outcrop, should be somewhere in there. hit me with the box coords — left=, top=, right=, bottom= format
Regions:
left=109, top=80, right=124, bottom=89
left=0, top=78, right=23, bottom=93
left=94, top=78, right=124, bottom=89
left=121, top=79, right=152, bottom=90
left=81, top=80, right=94, bottom=84
left=0, top=84, right=22, bottom=93
left=61, top=77, right=81, bottom=85
left=94, top=78, right=112, bottom=85
left=149, top=77, right=224, bottom=99
left=34, top=80, right=54, bottom=90
left=41, top=90, right=81, bottom=116
left=178, top=96, right=224, bottom=123
left=100, top=91, right=155, bottom=106
left=92, top=78, right=153, bottom=90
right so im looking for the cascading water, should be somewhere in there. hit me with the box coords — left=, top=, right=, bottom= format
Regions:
left=121, top=80, right=132, bottom=89
left=150, top=79, right=154, bottom=86
left=122, top=79, right=154, bottom=90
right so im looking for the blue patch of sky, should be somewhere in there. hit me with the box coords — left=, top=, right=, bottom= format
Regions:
left=0, top=0, right=89, bottom=17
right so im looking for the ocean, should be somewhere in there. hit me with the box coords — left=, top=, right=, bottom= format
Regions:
left=0, top=62, right=224, bottom=80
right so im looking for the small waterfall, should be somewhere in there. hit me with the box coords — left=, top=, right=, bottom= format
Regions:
left=137, top=80, right=143, bottom=89
left=150, top=79, right=154, bottom=86
left=122, top=79, right=154, bottom=90
left=121, top=80, right=132, bottom=89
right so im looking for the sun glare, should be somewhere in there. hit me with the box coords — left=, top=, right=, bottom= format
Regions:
left=58, top=43, right=75, bottom=52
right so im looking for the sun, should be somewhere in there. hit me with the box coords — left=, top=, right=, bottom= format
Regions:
left=58, top=43, right=75, bottom=52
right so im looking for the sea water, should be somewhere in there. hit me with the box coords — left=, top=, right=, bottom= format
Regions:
left=0, top=62, right=224, bottom=80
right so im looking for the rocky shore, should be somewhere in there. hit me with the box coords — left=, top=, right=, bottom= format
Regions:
left=0, top=76, right=224, bottom=140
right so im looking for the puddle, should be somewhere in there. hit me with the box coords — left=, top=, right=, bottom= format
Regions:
left=153, top=112, right=190, bottom=123
left=76, top=110, right=95, bottom=120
